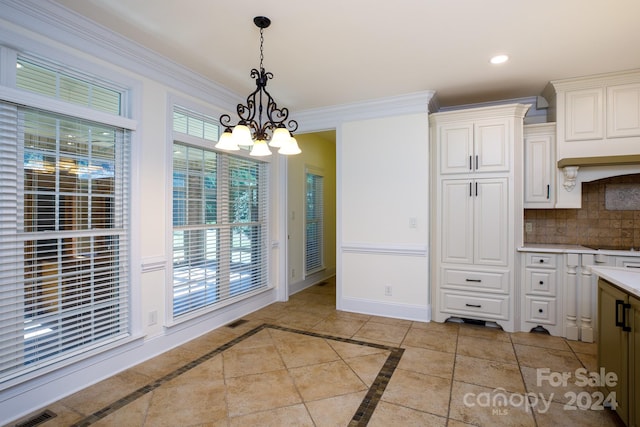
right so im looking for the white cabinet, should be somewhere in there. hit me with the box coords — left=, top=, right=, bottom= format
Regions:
left=521, top=252, right=562, bottom=336
left=430, top=104, right=529, bottom=332
left=441, top=178, right=508, bottom=266
left=438, top=119, right=510, bottom=174
left=524, top=123, right=555, bottom=208
left=545, top=70, right=640, bottom=208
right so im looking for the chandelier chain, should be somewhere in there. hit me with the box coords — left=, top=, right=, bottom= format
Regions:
left=259, top=27, right=264, bottom=70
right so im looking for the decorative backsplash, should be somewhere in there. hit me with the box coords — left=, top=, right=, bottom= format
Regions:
left=524, top=173, right=640, bottom=249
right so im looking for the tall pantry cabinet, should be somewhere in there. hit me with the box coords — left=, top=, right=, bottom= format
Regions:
left=430, top=104, right=530, bottom=332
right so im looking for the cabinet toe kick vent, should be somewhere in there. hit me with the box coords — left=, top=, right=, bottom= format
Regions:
left=529, top=325, right=551, bottom=335
left=445, top=316, right=504, bottom=330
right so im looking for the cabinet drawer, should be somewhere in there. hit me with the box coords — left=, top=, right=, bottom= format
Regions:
left=440, top=290, right=509, bottom=320
left=526, top=253, right=557, bottom=268
left=525, top=269, right=556, bottom=295
left=525, top=296, right=556, bottom=325
left=442, top=268, right=508, bottom=293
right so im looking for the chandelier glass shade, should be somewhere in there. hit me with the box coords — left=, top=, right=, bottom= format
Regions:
left=217, top=16, right=301, bottom=156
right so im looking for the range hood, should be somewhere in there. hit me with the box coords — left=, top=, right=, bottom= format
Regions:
left=557, top=154, right=640, bottom=168
left=554, top=154, right=640, bottom=208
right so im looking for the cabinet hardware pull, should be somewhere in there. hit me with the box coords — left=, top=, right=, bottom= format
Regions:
left=469, top=155, right=472, bottom=170
left=475, top=155, right=479, bottom=170
left=546, top=184, right=550, bottom=199
left=469, top=182, right=472, bottom=197
left=615, top=300, right=625, bottom=327
left=625, top=265, right=640, bottom=269
left=539, top=281, right=544, bottom=285
left=622, top=302, right=631, bottom=332
left=465, top=303, right=481, bottom=308
left=475, top=182, right=478, bottom=196
left=539, top=259, right=544, bottom=263
left=538, top=309, right=544, bottom=313
left=465, top=279, right=482, bottom=282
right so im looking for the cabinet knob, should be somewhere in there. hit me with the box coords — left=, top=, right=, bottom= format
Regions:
left=539, top=281, right=544, bottom=285
left=539, top=259, right=544, bottom=263
left=538, top=309, right=544, bottom=313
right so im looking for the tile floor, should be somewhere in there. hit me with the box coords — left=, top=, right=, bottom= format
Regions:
left=10, top=277, right=625, bottom=426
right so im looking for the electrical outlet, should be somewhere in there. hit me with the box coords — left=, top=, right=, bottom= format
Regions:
left=525, top=222, right=533, bottom=233
left=384, top=285, right=392, bottom=296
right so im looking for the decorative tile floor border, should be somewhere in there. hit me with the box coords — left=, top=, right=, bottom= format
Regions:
left=71, top=323, right=404, bottom=426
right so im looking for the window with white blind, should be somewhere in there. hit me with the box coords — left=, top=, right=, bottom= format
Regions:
left=0, top=55, right=130, bottom=383
left=172, top=109, right=269, bottom=319
left=305, top=170, right=324, bottom=274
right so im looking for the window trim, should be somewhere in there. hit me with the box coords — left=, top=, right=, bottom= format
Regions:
left=166, top=103, right=273, bottom=327
left=0, top=45, right=142, bottom=388
left=304, top=166, right=325, bottom=277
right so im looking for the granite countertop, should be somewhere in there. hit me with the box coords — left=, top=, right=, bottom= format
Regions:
left=591, top=266, right=640, bottom=298
left=518, top=243, right=640, bottom=257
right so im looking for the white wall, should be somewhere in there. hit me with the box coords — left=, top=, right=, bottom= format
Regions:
left=338, top=113, right=432, bottom=321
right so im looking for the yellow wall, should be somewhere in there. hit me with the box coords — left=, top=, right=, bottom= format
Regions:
left=287, top=132, right=337, bottom=292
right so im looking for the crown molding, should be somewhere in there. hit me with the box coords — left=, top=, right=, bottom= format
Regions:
left=0, top=0, right=241, bottom=111
left=294, top=90, right=436, bottom=133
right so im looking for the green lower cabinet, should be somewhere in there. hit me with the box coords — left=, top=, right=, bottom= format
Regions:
left=598, top=279, right=629, bottom=425
left=631, top=295, right=639, bottom=427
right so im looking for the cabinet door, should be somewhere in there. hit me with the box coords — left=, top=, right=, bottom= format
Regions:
left=439, top=123, right=474, bottom=174
left=598, top=279, right=628, bottom=425
left=565, top=88, right=604, bottom=141
left=524, top=134, right=553, bottom=206
left=441, top=179, right=473, bottom=264
left=631, top=295, right=640, bottom=427
left=607, top=83, right=640, bottom=138
left=474, top=119, right=509, bottom=172
left=474, top=178, right=508, bottom=266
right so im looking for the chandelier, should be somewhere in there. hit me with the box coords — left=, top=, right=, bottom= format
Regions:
left=216, top=16, right=301, bottom=156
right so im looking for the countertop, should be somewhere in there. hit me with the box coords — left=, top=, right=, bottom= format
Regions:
left=591, top=266, right=640, bottom=298
left=518, top=243, right=640, bottom=257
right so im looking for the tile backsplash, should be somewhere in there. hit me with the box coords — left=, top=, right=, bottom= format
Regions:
left=524, top=174, right=640, bottom=249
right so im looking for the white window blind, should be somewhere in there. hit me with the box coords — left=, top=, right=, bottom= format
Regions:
left=172, top=126, right=269, bottom=319
left=16, top=56, right=122, bottom=116
left=0, top=104, right=130, bottom=382
left=305, top=171, right=324, bottom=274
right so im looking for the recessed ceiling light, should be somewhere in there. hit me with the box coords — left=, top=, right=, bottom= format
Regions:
left=490, top=54, right=509, bottom=65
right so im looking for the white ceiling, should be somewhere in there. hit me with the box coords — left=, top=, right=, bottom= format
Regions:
left=55, top=0, right=640, bottom=112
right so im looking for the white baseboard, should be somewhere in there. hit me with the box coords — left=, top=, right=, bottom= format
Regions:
left=339, top=296, right=431, bottom=323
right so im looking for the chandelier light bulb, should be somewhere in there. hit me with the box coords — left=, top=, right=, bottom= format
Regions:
left=232, top=124, right=253, bottom=147
left=250, top=139, right=272, bottom=156
left=269, top=127, right=292, bottom=148
left=215, top=129, right=240, bottom=151
left=278, top=136, right=301, bottom=155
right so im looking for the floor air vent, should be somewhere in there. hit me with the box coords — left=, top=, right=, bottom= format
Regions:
left=226, top=319, right=248, bottom=328
left=15, top=410, right=56, bottom=427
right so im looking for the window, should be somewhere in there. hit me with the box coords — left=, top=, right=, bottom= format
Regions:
left=172, top=108, right=269, bottom=319
left=0, top=56, right=130, bottom=382
left=305, top=170, right=324, bottom=274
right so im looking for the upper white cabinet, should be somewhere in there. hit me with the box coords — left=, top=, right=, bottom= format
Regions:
left=607, top=82, right=640, bottom=138
left=564, top=88, right=604, bottom=141
left=524, top=123, right=556, bottom=208
left=544, top=69, right=640, bottom=208
left=430, top=104, right=530, bottom=332
left=548, top=70, right=640, bottom=159
left=439, top=119, right=510, bottom=174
